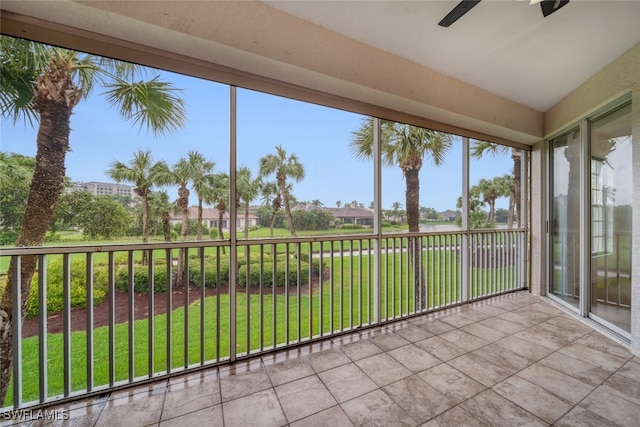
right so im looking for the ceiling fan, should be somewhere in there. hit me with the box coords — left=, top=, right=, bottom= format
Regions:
left=438, top=0, right=569, bottom=27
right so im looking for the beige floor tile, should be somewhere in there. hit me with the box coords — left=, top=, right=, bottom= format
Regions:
left=554, top=406, right=620, bottom=427
left=492, top=376, right=573, bottom=424
left=538, top=352, right=612, bottom=387
left=392, top=323, right=435, bottom=342
left=419, top=363, right=486, bottom=403
left=438, top=312, right=479, bottom=328
left=388, top=344, right=441, bottom=373
left=411, top=318, right=456, bottom=335
left=517, top=363, right=595, bottom=404
left=422, top=406, right=491, bottom=427
left=222, top=389, right=287, bottom=427
left=337, top=339, right=382, bottom=361
left=461, top=322, right=508, bottom=342
left=477, top=316, right=525, bottom=335
left=161, top=371, right=220, bottom=421
left=559, top=342, right=629, bottom=372
left=367, top=331, right=410, bottom=351
left=355, top=353, right=412, bottom=387
left=340, top=389, right=417, bottom=427
left=514, top=325, right=570, bottom=350
left=305, top=347, right=351, bottom=373
left=94, top=390, right=165, bottom=427
left=382, top=375, right=455, bottom=424
left=415, top=336, right=468, bottom=361
left=29, top=402, right=106, bottom=427
left=496, top=335, right=555, bottom=362
left=219, top=365, right=272, bottom=402
left=580, top=387, right=640, bottom=427
left=575, top=332, right=633, bottom=360
left=159, top=404, right=222, bottom=427
left=448, top=353, right=512, bottom=387
left=470, top=343, right=532, bottom=373
left=460, top=389, right=547, bottom=427
left=264, top=357, right=315, bottom=387
left=439, top=329, right=489, bottom=351
left=275, top=375, right=337, bottom=423
left=600, top=373, right=640, bottom=406
left=289, top=405, right=354, bottom=427
left=617, top=359, right=640, bottom=382
left=318, top=362, right=377, bottom=403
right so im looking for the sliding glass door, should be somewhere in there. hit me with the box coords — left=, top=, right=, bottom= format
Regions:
left=549, top=127, right=581, bottom=309
left=548, top=99, right=632, bottom=337
left=589, top=103, right=632, bottom=333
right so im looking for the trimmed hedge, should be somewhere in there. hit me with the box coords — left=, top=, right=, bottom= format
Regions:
left=115, top=262, right=169, bottom=293
left=237, top=260, right=310, bottom=287
left=24, top=259, right=108, bottom=317
left=188, top=257, right=230, bottom=288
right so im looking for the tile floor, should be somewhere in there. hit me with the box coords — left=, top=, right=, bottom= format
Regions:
left=3, top=291, right=640, bottom=426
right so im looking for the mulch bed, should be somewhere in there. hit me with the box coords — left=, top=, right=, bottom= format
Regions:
left=21, top=275, right=324, bottom=339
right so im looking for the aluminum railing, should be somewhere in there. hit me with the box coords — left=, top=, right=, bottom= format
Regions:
left=0, top=228, right=527, bottom=410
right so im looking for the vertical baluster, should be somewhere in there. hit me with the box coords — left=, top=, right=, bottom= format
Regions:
left=246, top=245, right=250, bottom=354
left=285, top=243, right=290, bottom=345
left=38, top=255, right=47, bottom=403
left=199, top=247, right=205, bottom=365
left=127, top=251, right=135, bottom=381
left=11, top=256, right=22, bottom=408
left=260, top=244, right=264, bottom=351
left=62, top=253, right=71, bottom=396
left=108, top=252, right=116, bottom=386
left=86, top=253, right=94, bottom=391
left=148, top=250, right=155, bottom=375
left=166, top=248, right=173, bottom=372
left=296, top=242, right=301, bottom=343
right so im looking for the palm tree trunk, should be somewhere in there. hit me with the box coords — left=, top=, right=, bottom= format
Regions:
left=244, top=202, right=250, bottom=239
left=141, top=195, right=150, bottom=265
left=405, top=168, right=420, bottom=233
left=162, top=212, right=171, bottom=242
left=175, top=186, right=189, bottom=287
left=279, top=179, right=296, bottom=237
left=0, top=97, right=73, bottom=404
left=197, top=195, right=203, bottom=240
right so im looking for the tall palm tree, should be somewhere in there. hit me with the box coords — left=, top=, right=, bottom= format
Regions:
left=237, top=166, right=261, bottom=238
left=187, top=151, right=216, bottom=240
left=0, top=36, right=185, bottom=402
left=107, top=149, right=167, bottom=263
left=350, top=118, right=452, bottom=233
left=470, top=140, right=522, bottom=228
left=351, top=118, right=451, bottom=311
left=259, top=145, right=305, bottom=237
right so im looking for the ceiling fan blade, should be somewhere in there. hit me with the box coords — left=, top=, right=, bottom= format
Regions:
left=540, top=0, right=569, bottom=17
left=438, top=0, right=482, bottom=27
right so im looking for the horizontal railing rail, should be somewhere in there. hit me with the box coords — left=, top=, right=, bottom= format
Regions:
left=0, top=228, right=527, bottom=411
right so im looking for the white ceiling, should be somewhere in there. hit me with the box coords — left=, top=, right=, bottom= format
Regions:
left=265, top=0, right=640, bottom=112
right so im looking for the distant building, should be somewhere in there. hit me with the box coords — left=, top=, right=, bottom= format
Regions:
left=438, top=210, right=460, bottom=222
left=170, top=206, right=257, bottom=231
left=71, top=181, right=138, bottom=199
left=294, top=203, right=374, bottom=227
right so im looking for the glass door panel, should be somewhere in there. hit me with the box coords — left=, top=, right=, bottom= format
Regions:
left=549, top=127, right=581, bottom=309
left=590, top=103, right=632, bottom=333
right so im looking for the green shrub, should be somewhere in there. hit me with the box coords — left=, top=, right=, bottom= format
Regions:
left=238, top=260, right=309, bottom=287
left=188, top=257, right=230, bottom=288
left=340, top=224, right=364, bottom=230
left=24, top=259, right=108, bottom=317
left=115, top=262, right=168, bottom=293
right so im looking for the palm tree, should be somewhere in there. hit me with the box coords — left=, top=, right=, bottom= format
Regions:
left=470, top=140, right=522, bottom=228
left=350, top=118, right=452, bottom=233
left=259, top=145, right=305, bottom=237
left=107, top=149, right=167, bottom=263
left=187, top=151, right=216, bottom=240
left=0, top=36, right=185, bottom=402
left=206, top=172, right=230, bottom=242
left=336, top=200, right=342, bottom=208
left=260, top=180, right=281, bottom=237
left=351, top=118, right=451, bottom=311
left=148, top=190, right=174, bottom=242
left=473, top=177, right=511, bottom=223
left=237, top=166, right=261, bottom=238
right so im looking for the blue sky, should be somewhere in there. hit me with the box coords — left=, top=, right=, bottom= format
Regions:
left=1, top=67, right=513, bottom=212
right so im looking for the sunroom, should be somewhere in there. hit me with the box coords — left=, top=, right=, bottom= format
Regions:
left=0, top=1, right=639, bottom=425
